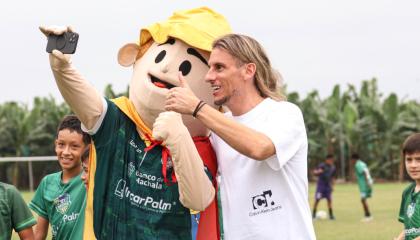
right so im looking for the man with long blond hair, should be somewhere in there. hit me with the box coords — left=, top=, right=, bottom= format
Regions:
left=166, top=33, right=316, bottom=239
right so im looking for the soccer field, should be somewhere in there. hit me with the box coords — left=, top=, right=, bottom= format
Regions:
left=309, top=182, right=405, bottom=240
left=13, top=182, right=407, bottom=240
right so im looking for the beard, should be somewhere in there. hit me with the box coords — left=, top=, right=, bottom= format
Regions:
left=214, top=89, right=238, bottom=106
left=214, top=96, right=229, bottom=106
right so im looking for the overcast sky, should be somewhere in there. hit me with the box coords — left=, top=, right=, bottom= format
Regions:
left=1, top=0, right=419, bottom=105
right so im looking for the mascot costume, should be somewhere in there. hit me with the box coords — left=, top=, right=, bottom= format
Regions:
left=40, top=7, right=231, bottom=239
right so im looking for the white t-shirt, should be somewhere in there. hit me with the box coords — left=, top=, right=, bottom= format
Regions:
left=211, top=98, right=316, bottom=240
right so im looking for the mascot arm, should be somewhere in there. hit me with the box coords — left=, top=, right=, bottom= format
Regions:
left=40, top=26, right=103, bottom=129
left=153, top=112, right=215, bottom=211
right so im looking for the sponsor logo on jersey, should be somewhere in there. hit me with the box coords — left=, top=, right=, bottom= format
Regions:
left=63, top=212, right=80, bottom=223
left=54, top=193, right=71, bottom=214
left=249, top=190, right=281, bottom=217
left=136, top=171, right=163, bottom=190
left=405, top=227, right=420, bottom=236
left=407, top=202, right=416, bottom=218
left=114, top=179, right=174, bottom=213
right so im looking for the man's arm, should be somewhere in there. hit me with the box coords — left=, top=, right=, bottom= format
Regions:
left=195, top=104, right=275, bottom=160
left=165, top=74, right=275, bottom=160
left=33, top=216, right=49, bottom=240
left=17, top=227, right=35, bottom=240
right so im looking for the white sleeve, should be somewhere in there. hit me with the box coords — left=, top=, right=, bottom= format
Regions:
left=264, top=103, right=306, bottom=171
left=81, top=97, right=108, bottom=135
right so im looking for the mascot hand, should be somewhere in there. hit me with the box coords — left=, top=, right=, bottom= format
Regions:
left=152, top=111, right=189, bottom=147
left=39, top=26, right=73, bottom=69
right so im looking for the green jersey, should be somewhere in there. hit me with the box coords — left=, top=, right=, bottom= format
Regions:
left=0, top=182, right=36, bottom=240
left=355, top=160, right=373, bottom=193
left=29, top=172, right=86, bottom=240
left=399, top=183, right=420, bottom=240
left=91, top=99, right=191, bottom=239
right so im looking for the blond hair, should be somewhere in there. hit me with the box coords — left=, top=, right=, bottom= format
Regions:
left=212, top=34, right=285, bottom=101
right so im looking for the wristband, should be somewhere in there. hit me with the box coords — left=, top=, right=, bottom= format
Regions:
left=192, top=100, right=206, bottom=118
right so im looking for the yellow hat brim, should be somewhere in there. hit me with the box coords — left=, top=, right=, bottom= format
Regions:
left=139, top=7, right=232, bottom=52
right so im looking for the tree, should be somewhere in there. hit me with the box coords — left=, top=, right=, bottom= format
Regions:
left=0, top=101, right=33, bottom=186
left=104, top=84, right=128, bottom=99
left=288, top=78, right=420, bottom=181
left=0, top=97, right=70, bottom=187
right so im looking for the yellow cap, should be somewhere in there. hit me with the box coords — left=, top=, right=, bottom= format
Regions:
left=139, top=7, right=232, bottom=52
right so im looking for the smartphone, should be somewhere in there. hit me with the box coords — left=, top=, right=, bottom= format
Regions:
left=46, top=32, right=79, bottom=54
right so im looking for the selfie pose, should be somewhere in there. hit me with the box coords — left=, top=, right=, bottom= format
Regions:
left=41, top=7, right=231, bottom=239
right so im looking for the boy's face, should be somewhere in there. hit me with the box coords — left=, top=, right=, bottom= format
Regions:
left=55, top=129, right=86, bottom=172
left=405, top=151, right=420, bottom=181
left=81, top=157, right=89, bottom=188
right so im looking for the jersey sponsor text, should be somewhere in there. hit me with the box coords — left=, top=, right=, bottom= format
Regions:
left=114, top=179, right=173, bottom=213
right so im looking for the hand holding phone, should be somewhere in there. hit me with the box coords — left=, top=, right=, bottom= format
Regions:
left=46, top=32, right=79, bottom=54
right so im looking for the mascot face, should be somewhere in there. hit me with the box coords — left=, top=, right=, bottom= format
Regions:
left=117, top=7, right=231, bottom=136
left=119, top=39, right=215, bottom=136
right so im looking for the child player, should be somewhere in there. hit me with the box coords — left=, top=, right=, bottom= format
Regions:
left=396, top=133, right=420, bottom=240
left=29, top=115, right=91, bottom=240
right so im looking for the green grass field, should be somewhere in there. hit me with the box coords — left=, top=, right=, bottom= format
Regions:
left=12, top=182, right=407, bottom=240
left=309, top=182, right=405, bottom=240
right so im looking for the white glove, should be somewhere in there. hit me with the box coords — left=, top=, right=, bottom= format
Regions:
left=39, top=25, right=103, bottom=131
left=39, top=26, right=74, bottom=69
left=152, top=111, right=188, bottom=146
left=152, top=111, right=214, bottom=211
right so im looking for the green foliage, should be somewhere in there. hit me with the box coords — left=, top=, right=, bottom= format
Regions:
left=0, top=96, right=70, bottom=187
left=289, top=78, right=420, bottom=180
left=1, top=81, right=419, bottom=187
left=104, top=84, right=128, bottom=99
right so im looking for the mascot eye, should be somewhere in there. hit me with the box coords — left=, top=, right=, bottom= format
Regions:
left=155, top=50, right=166, bottom=63
left=179, top=61, right=192, bottom=76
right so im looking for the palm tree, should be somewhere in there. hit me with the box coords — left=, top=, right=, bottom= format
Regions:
left=104, top=84, right=129, bottom=99
left=0, top=97, right=71, bottom=187
left=0, top=101, right=33, bottom=186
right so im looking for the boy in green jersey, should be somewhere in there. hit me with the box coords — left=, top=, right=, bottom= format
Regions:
left=396, top=133, right=420, bottom=240
left=80, top=148, right=90, bottom=189
left=0, top=181, right=36, bottom=240
left=29, top=115, right=91, bottom=240
left=351, top=153, right=373, bottom=221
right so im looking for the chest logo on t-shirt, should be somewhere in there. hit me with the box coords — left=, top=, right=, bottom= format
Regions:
left=252, top=190, right=275, bottom=210
left=249, top=190, right=281, bottom=217
left=407, top=202, right=416, bottom=218
left=54, top=193, right=71, bottom=214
